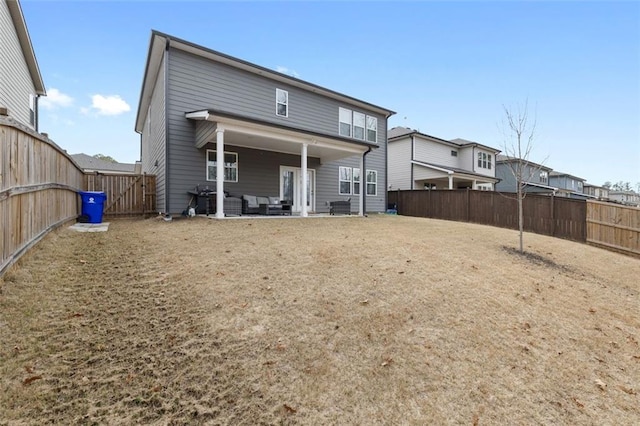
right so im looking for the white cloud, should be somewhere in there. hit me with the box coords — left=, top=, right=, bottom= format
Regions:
left=40, top=88, right=74, bottom=109
left=276, top=66, right=300, bottom=78
left=88, top=94, right=131, bottom=116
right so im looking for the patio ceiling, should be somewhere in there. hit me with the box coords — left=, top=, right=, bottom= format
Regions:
left=186, top=110, right=370, bottom=163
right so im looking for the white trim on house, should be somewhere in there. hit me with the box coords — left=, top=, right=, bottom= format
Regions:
left=186, top=110, right=367, bottom=162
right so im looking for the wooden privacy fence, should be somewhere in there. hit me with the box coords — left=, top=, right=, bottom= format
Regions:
left=586, top=200, right=640, bottom=256
left=1, top=118, right=84, bottom=275
left=388, top=189, right=587, bottom=242
left=84, top=173, right=156, bottom=217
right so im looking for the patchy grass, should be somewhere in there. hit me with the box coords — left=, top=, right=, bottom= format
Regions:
left=1, top=215, right=638, bottom=425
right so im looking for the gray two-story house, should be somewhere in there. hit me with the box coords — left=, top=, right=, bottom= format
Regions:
left=134, top=31, right=394, bottom=217
left=0, top=0, right=46, bottom=130
left=495, top=155, right=556, bottom=194
left=548, top=171, right=587, bottom=199
left=387, top=127, right=500, bottom=191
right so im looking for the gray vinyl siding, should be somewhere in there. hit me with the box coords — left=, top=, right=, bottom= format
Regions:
left=495, top=162, right=549, bottom=193
left=190, top=143, right=320, bottom=197
left=458, top=146, right=473, bottom=171
left=413, top=165, right=446, bottom=181
left=164, top=47, right=388, bottom=214
left=414, top=136, right=459, bottom=168
left=0, top=0, right=36, bottom=129
left=387, top=137, right=412, bottom=190
left=169, top=49, right=383, bottom=138
left=141, top=54, right=166, bottom=212
left=314, top=144, right=386, bottom=214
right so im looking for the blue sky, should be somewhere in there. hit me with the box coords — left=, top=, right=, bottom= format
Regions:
left=21, top=0, right=640, bottom=186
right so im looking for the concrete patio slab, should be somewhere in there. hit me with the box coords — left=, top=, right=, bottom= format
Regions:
left=69, top=222, right=110, bottom=232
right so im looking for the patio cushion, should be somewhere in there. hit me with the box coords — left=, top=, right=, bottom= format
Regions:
left=243, top=195, right=258, bottom=208
left=268, top=197, right=280, bottom=205
left=256, top=196, right=270, bottom=206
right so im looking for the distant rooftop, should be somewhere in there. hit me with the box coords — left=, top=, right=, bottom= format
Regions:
left=71, top=153, right=137, bottom=173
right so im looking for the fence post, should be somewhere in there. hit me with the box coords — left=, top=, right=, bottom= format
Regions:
left=466, top=188, right=471, bottom=222
left=550, top=193, right=555, bottom=237
left=142, top=172, right=147, bottom=217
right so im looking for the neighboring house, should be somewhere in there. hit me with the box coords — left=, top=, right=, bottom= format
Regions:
left=495, top=155, right=557, bottom=194
left=608, top=190, right=640, bottom=207
left=71, top=153, right=139, bottom=174
left=583, top=183, right=609, bottom=201
left=134, top=31, right=394, bottom=217
left=549, top=171, right=588, bottom=199
left=0, top=0, right=45, bottom=130
left=387, top=127, right=500, bottom=191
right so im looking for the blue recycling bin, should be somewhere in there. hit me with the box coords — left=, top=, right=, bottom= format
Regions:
left=79, top=191, right=106, bottom=223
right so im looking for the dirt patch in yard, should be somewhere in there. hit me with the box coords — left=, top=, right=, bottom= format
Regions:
left=1, top=215, right=639, bottom=424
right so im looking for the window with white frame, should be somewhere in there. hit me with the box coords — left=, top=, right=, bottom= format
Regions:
left=353, top=168, right=361, bottom=195
left=540, top=171, right=548, bottom=184
left=276, top=89, right=288, bottom=117
left=476, top=183, right=492, bottom=191
left=366, top=115, right=377, bottom=143
left=339, top=166, right=353, bottom=194
left=338, top=107, right=378, bottom=143
left=366, top=170, right=377, bottom=195
left=339, top=167, right=372, bottom=195
left=207, top=150, right=238, bottom=182
left=339, top=107, right=352, bottom=137
left=477, top=152, right=492, bottom=170
left=353, top=111, right=365, bottom=140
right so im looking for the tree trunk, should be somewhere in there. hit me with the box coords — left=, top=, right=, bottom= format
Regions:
left=518, top=186, right=524, bottom=253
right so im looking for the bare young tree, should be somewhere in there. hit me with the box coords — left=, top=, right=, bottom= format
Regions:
left=500, top=100, right=545, bottom=253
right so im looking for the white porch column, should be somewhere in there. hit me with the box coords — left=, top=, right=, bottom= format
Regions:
left=473, top=179, right=477, bottom=190
left=359, top=154, right=364, bottom=216
left=301, top=143, right=308, bottom=217
left=448, top=173, right=453, bottom=189
left=215, top=127, right=225, bottom=218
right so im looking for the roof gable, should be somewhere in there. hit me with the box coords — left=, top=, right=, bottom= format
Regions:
left=135, top=31, right=395, bottom=133
left=5, top=0, right=45, bottom=95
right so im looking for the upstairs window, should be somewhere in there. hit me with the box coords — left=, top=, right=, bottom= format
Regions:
left=366, top=116, right=377, bottom=143
left=207, top=150, right=238, bottom=182
left=353, top=112, right=365, bottom=140
left=540, top=171, right=548, bottom=184
left=276, top=89, right=288, bottom=117
left=477, top=152, right=492, bottom=170
left=339, top=107, right=352, bottom=137
left=339, top=108, right=378, bottom=143
left=451, top=150, right=458, bottom=157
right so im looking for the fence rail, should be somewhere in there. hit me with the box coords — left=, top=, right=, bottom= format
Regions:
left=84, top=173, right=156, bottom=217
left=388, top=189, right=587, bottom=242
left=586, top=200, right=640, bottom=256
left=1, top=118, right=157, bottom=276
left=1, top=118, right=84, bottom=275
left=389, top=189, right=640, bottom=256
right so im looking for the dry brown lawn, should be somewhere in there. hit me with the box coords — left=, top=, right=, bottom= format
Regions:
left=0, top=215, right=638, bottom=425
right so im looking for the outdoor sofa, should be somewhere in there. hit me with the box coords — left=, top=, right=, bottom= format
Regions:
left=242, top=195, right=292, bottom=215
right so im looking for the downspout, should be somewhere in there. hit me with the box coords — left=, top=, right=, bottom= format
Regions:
left=35, top=95, right=40, bottom=132
left=362, top=146, right=372, bottom=217
left=410, top=134, right=415, bottom=189
left=163, top=38, right=170, bottom=215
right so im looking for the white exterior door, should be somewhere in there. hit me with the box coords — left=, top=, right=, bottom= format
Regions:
left=280, top=166, right=315, bottom=213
